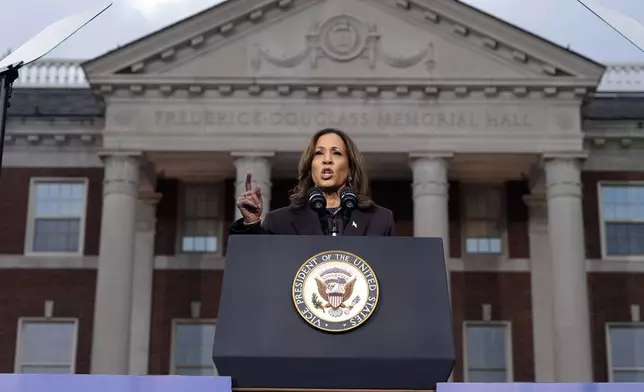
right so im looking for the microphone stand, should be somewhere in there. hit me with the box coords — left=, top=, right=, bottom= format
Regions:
left=0, top=66, right=19, bottom=177
left=329, top=217, right=339, bottom=236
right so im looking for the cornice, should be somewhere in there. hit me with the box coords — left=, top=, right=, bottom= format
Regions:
left=90, top=76, right=596, bottom=100
left=4, top=131, right=102, bottom=149
left=584, top=128, right=644, bottom=150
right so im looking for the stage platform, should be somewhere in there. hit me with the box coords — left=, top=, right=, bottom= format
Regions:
left=1, top=374, right=641, bottom=392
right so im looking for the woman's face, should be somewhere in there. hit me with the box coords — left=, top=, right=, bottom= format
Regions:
left=311, top=132, right=350, bottom=191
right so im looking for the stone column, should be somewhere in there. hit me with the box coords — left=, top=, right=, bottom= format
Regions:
left=128, top=193, right=161, bottom=375
left=410, top=153, right=452, bottom=257
left=544, top=155, right=593, bottom=382
left=524, top=192, right=556, bottom=382
left=91, top=153, right=141, bottom=374
left=232, top=152, right=273, bottom=221
left=411, top=153, right=452, bottom=382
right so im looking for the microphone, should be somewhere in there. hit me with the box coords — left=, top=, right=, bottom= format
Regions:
left=339, top=187, right=358, bottom=214
left=308, top=187, right=326, bottom=213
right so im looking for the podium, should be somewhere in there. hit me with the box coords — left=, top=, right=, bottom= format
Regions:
left=213, top=235, right=455, bottom=391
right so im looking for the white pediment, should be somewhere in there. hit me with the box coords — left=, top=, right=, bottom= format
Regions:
left=84, top=0, right=605, bottom=85
left=155, top=2, right=535, bottom=80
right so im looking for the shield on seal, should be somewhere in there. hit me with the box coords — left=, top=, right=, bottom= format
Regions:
left=329, top=292, right=343, bottom=308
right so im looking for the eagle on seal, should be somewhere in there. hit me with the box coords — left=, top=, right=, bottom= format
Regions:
left=315, top=276, right=356, bottom=310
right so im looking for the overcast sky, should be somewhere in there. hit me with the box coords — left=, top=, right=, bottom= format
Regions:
left=2, top=0, right=644, bottom=64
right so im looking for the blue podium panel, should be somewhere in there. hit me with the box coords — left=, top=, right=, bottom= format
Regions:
left=0, top=374, right=232, bottom=392
left=438, top=383, right=644, bottom=392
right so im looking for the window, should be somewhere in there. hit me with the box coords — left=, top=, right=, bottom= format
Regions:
left=14, top=319, right=78, bottom=374
left=607, top=323, right=644, bottom=382
left=463, top=185, right=503, bottom=254
left=600, top=184, right=644, bottom=256
left=180, top=185, right=222, bottom=253
left=27, top=179, right=87, bottom=254
left=171, top=320, right=218, bottom=376
left=463, top=322, right=512, bottom=382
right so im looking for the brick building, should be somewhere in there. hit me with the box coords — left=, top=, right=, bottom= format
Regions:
left=1, top=0, right=644, bottom=384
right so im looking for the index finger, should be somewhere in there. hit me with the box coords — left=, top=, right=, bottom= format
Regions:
left=245, top=172, right=252, bottom=192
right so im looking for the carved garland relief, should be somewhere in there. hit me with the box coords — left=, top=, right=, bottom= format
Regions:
left=250, top=14, right=436, bottom=71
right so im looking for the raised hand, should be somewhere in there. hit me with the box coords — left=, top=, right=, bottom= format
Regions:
left=236, top=172, right=263, bottom=224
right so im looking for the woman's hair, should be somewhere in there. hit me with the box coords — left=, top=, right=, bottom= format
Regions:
left=288, top=128, right=373, bottom=210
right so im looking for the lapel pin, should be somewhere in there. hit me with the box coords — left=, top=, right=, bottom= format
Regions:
left=352, top=221, right=358, bottom=228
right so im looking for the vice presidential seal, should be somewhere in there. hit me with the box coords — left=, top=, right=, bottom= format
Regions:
left=292, top=250, right=379, bottom=333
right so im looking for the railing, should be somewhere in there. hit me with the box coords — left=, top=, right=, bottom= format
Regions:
left=13, top=59, right=88, bottom=88
left=597, top=63, right=644, bottom=92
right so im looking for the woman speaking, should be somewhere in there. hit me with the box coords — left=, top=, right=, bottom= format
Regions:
left=229, top=128, right=395, bottom=236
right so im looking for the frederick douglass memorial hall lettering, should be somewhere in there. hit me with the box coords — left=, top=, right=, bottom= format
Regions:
left=154, top=108, right=532, bottom=129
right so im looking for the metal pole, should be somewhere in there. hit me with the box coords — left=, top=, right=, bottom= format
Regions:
left=0, top=67, right=19, bottom=177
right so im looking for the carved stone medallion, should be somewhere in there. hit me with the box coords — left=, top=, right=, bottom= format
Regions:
left=250, top=13, right=435, bottom=72
left=318, top=15, right=367, bottom=62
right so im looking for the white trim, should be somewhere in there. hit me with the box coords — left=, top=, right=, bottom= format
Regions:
left=449, top=257, right=529, bottom=272
left=462, top=320, right=514, bottom=383
left=14, top=317, right=79, bottom=374
left=169, top=318, right=218, bottom=376
left=2, top=150, right=103, bottom=168
left=24, top=177, right=89, bottom=257
left=4, top=255, right=644, bottom=272
left=176, top=182, right=226, bottom=257
left=0, top=255, right=97, bottom=269
left=605, top=321, right=644, bottom=383
left=597, top=181, right=644, bottom=262
left=154, top=255, right=226, bottom=270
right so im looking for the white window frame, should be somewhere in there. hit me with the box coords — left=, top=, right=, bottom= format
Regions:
left=598, top=181, right=644, bottom=261
left=24, top=177, right=89, bottom=256
left=176, top=182, right=225, bottom=256
left=169, top=318, right=218, bottom=376
left=462, top=320, right=513, bottom=382
left=14, top=317, right=79, bottom=374
left=605, top=321, right=644, bottom=382
left=460, top=184, right=507, bottom=257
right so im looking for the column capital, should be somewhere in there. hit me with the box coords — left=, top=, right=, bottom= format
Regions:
left=230, top=151, right=276, bottom=159
left=410, top=153, right=449, bottom=199
left=542, top=151, right=589, bottom=163
left=523, top=193, right=547, bottom=209
left=544, top=156, right=582, bottom=200
left=102, top=153, right=141, bottom=198
left=138, top=190, right=162, bottom=206
left=98, top=150, right=143, bottom=162
left=136, top=193, right=161, bottom=232
left=409, top=151, right=454, bottom=161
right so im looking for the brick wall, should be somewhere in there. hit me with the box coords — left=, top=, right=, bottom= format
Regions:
left=581, top=172, right=644, bottom=381
left=148, top=270, right=224, bottom=374
left=588, top=273, right=644, bottom=382
left=0, top=168, right=103, bottom=255
left=0, top=270, right=96, bottom=373
left=451, top=272, right=534, bottom=382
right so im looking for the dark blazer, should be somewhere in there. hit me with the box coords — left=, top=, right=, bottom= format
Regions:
left=229, top=203, right=395, bottom=236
